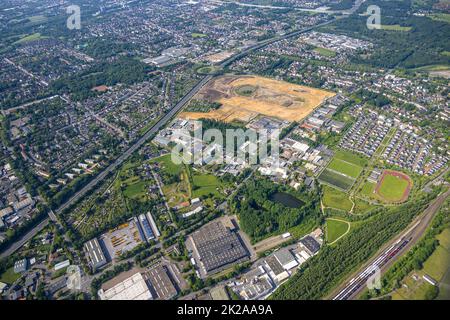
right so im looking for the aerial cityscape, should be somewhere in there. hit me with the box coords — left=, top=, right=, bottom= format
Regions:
left=0, top=0, right=449, bottom=307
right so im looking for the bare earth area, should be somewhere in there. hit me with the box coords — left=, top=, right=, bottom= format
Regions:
left=180, top=75, right=335, bottom=123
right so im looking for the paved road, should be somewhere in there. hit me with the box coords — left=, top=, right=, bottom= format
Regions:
left=332, top=187, right=450, bottom=300
left=0, top=219, right=49, bottom=259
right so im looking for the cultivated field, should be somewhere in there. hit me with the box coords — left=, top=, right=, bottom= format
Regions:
left=180, top=75, right=334, bottom=123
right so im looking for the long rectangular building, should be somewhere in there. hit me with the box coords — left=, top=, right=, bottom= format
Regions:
left=84, top=238, right=107, bottom=271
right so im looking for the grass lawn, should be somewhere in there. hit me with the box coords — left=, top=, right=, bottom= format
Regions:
left=191, top=33, right=207, bottom=38
left=377, top=174, right=409, bottom=202
left=422, top=245, right=450, bottom=281
left=28, top=15, right=47, bottom=23
left=152, top=154, right=184, bottom=175
left=414, top=64, right=450, bottom=72
left=327, top=158, right=362, bottom=179
left=427, top=13, right=450, bottom=24
left=196, top=65, right=221, bottom=75
left=14, top=33, right=47, bottom=44
left=192, top=174, right=221, bottom=198
left=437, top=228, right=450, bottom=251
left=123, top=181, right=147, bottom=200
left=437, top=270, right=450, bottom=300
left=322, top=185, right=353, bottom=211
left=0, top=267, right=21, bottom=284
left=326, top=219, right=350, bottom=243
left=379, top=24, right=412, bottom=31
left=334, top=149, right=368, bottom=167
left=391, top=274, right=434, bottom=300
left=353, top=197, right=376, bottom=214
left=314, top=47, right=337, bottom=57
left=360, top=181, right=376, bottom=197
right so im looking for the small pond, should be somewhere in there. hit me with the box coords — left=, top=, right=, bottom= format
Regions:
left=270, top=192, right=305, bottom=208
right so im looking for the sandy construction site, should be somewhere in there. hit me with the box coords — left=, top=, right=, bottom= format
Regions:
left=180, top=75, right=335, bottom=123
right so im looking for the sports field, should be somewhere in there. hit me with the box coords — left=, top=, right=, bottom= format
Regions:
left=318, top=169, right=355, bottom=191
left=375, top=170, right=412, bottom=203
left=327, top=158, right=362, bottom=179
left=319, top=150, right=366, bottom=191
left=180, top=75, right=335, bottom=123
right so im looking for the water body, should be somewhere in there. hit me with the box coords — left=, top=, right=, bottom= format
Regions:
left=270, top=192, right=305, bottom=208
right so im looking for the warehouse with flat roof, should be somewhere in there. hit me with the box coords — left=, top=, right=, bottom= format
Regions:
left=147, top=264, right=178, bottom=300
left=98, top=271, right=153, bottom=300
left=188, top=220, right=250, bottom=277
left=84, top=238, right=107, bottom=271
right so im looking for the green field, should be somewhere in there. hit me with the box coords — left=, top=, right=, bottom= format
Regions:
left=414, top=64, right=450, bottom=72
left=318, top=169, right=355, bottom=191
left=437, top=228, right=450, bottom=251
left=314, top=47, right=337, bottom=57
left=123, top=180, right=147, bottom=200
left=0, top=267, right=21, bottom=284
left=196, top=65, right=221, bottom=75
left=28, top=15, right=47, bottom=24
left=377, top=174, right=410, bottom=202
left=327, top=158, right=363, bottom=179
left=191, top=33, right=207, bottom=38
left=437, top=270, right=450, bottom=300
left=152, top=154, right=184, bottom=175
left=322, top=185, right=353, bottom=211
left=422, top=245, right=450, bottom=282
left=360, top=181, right=376, bottom=197
left=192, top=174, right=221, bottom=198
left=353, top=198, right=377, bottom=215
left=427, top=13, right=450, bottom=24
left=379, top=24, right=412, bottom=31
left=334, top=149, right=368, bottom=167
left=14, top=33, right=47, bottom=44
left=391, top=274, right=434, bottom=300
left=326, top=219, right=350, bottom=243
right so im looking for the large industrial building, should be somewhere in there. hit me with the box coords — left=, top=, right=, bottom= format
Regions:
left=98, top=270, right=153, bottom=300
left=187, top=218, right=250, bottom=277
left=147, top=264, right=178, bottom=300
left=84, top=238, right=107, bottom=271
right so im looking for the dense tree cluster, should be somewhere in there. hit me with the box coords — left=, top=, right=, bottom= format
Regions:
left=231, top=177, right=321, bottom=242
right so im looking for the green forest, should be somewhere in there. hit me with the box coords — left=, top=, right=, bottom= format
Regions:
left=231, top=177, right=321, bottom=242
